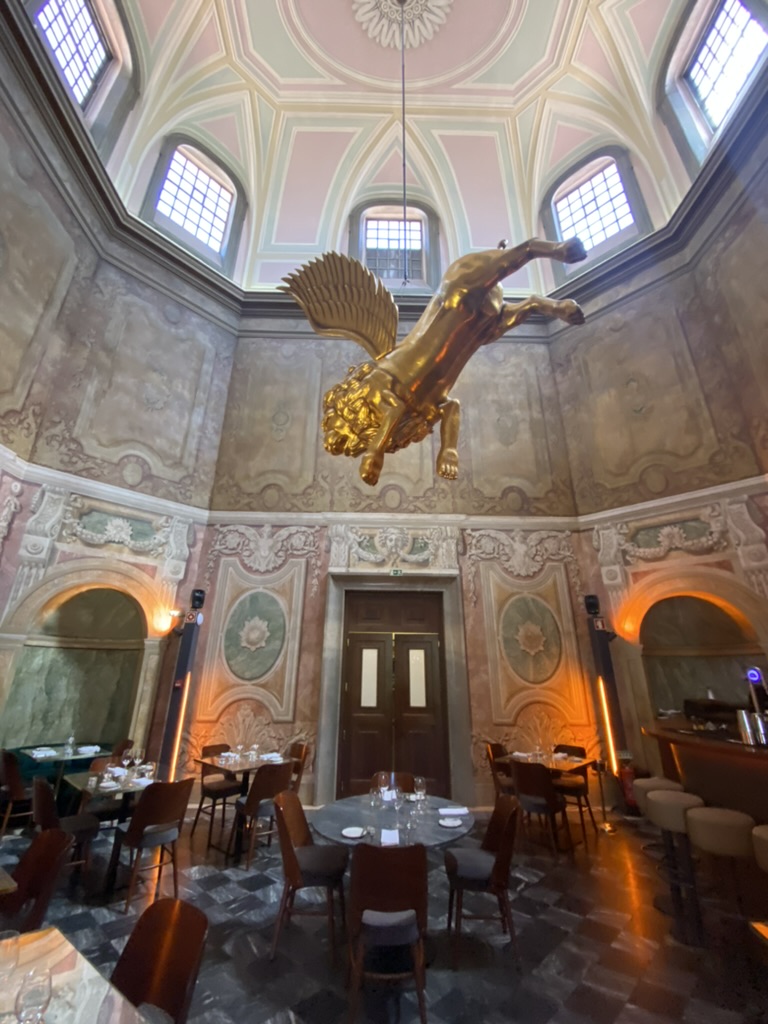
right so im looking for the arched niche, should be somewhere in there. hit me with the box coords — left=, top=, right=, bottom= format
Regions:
left=0, top=559, right=174, bottom=749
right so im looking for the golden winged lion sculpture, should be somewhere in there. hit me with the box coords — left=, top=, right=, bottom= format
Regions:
left=280, top=237, right=586, bottom=486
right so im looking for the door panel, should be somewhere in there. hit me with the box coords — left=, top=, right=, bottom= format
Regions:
left=338, top=633, right=393, bottom=796
left=338, top=590, right=450, bottom=798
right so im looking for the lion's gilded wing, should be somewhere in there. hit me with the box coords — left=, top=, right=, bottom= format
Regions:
left=279, top=251, right=399, bottom=359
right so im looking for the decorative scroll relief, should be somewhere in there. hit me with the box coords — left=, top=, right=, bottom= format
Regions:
left=463, top=528, right=578, bottom=605
left=353, top=0, right=453, bottom=49
left=195, top=557, right=305, bottom=723
left=726, top=497, right=768, bottom=597
left=6, top=486, right=68, bottom=615
left=182, top=705, right=314, bottom=777
left=327, top=523, right=459, bottom=574
left=205, top=524, right=321, bottom=597
left=0, top=481, right=21, bottom=550
left=593, top=503, right=735, bottom=614
left=480, top=561, right=590, bottom=728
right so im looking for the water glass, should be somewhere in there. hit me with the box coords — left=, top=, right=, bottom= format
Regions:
left=15, top=967, right=52, bottom=1022
left=369, top=786, right=381, bottom=809
left=0, top=930, right=19, bottom=986
left=413, top=776, right=426, bottom=813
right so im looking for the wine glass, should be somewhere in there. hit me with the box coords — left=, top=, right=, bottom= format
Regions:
left=414, top=776, right=427, bottom=814
left=121, top=748, right=133, bottom=771
left=15, top=967, right=52, bottom=1022
left=0, top=929, right=19, bottom=986
left=376, top=771, right=389, bottom=798
left=132, top=747, right=144, bottom=766
left=235, top=743, right=244, bottom=761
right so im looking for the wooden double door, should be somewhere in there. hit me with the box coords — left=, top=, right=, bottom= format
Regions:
left=337, top=591, right=450, bottom=797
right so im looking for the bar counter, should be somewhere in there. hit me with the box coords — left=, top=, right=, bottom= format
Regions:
left=645, top=721, right=768, bottom=823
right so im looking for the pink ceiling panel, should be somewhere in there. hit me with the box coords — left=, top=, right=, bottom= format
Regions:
left=199, top=115, right=243, bottom=165
left=627, top=0, right=670, bottom=59
left=439, top=134, right=509, bottom=249
left=185, top=12, right=223, bottom=69
left=274, top=130, right=356, bottom=244
left=574, top=22, right=621, bottom=93
left=135, top=0, right=175, bottom=47
left=549, top=122, right=596, bottom=168
left=371, top=150, right=420, bottom=187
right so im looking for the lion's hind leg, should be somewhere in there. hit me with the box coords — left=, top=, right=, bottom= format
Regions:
left=436, top=398, right=460, bottom=480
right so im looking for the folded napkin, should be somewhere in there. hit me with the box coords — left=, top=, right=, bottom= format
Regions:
left=381, top=828, right=399, bottom=846
left=133, top=777, right=153, bottom=788
left=109, top=766, right=127, bottom=777
left=31, top=747, right=57, bottom=758
left=261, top=752, right=282, bottom=762
left=381, top=788, right=397, bottom=803
left=552, top=752, right=568, bottom=760
left=511, top=751, right=530, bottom=759
left=438, top=806, right=469, bottom=816
left=77, top=745, right=101, bottom=755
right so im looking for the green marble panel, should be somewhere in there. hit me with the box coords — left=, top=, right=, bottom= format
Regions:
left=223, top=591, right=286, bottom=682
left=38, top=589, right=144, bottom=640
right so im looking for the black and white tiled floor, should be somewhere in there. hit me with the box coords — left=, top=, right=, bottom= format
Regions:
left=2, top=809, right=767, bottom=1024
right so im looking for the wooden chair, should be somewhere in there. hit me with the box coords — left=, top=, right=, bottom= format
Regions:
left=444, top=794, right=520, bottom=969
left=105, top=778, right=194, bottom=913
left=370, top=771, right=415, bottom=793
left=112, top=739, right=134, bottom=759
left=270, top=789, right=349, bottom=962
left=513, top=760, right=573, bottom=859
left=286, top=741, right=309, bottom=793
left=189, top=743, right=241, bottom=850
left=486, top=742, right=515, bottom=797
left=0, top=828, right=74, bottom=932
left=32, top=776, right=100, bottom=873
left=551, top=743, right=598, bottom=845
left=227, top=761, right=292, bottom=868
left=111, top=897, right=208, bottom=1024
left=0, top=750, right=33, bottom=838
left=347, top=842, right=428, bottom=1024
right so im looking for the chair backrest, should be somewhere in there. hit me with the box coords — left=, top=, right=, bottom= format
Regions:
left=553, top=743, right=589, bottom=781
left=124, top=778, right=194, bottom=844
left=32, top=776, right=60, bottom=831
left=512, top=761, right=561, bottom=811
left=89, top=756, right=114, bottom=773
left=112, top=739, right=134, bottom=758
left=0, top=828, right=74, bottom=931
left=348, top=843, right=428, bottom=938
left=1, top=750, right=27, bottom=801
left=369, top=771, right=415, bottom=793
left=486, top=743, right=513, bottom=791
left=111, top=897, right=208, bottom=1024
left=481, top=794, right=520, bottom=890
left=243, top=762, right=293, bottom=817
left=286, top=741, right=308, bottom=792
left=200, top=743, right=231, bottom=782
left=273, top=790, right=313, bottom=889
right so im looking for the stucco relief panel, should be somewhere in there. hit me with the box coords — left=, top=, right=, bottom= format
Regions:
left=0, top=133, right=76, bottom=423
left=72, top=298, right=213, bottom=479
left=461, top=343, right=571, bottom=511
left=195, top=556, right=304, bottom=723
left=480, top=560, right=590, bottom=727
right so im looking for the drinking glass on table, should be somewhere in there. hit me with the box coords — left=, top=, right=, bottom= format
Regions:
left=132, top=747, right=144, bottom=766
left=0, top=930, right=19, bottom=986
left=121, top=748, right=133, bottom=770
left=376, top=771, right=389, bottom=799
left=413, top=776, right=426, bottom=813
left=15, top=967, right=52, bottom=1022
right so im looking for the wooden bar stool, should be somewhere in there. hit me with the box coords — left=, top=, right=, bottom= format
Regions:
left=645, top=789, right=705, bottom=945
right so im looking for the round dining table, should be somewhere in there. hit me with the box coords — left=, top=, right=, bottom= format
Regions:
left=311, top=793, right=474, bottom=847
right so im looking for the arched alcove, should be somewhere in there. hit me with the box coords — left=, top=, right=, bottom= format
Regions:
left=0, top=587, right=146, bottom=747
left=639, top=595, right=767, bottom=713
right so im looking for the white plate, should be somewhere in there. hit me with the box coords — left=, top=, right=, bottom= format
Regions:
left=98, top=782, right=120, bottom=791
left=439, top=817, right=463, bottom=829
left=341, top=826, right=365, bottom=839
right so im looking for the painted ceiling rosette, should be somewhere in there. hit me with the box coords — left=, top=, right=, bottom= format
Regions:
left=353, top=0, right=453, bottom=49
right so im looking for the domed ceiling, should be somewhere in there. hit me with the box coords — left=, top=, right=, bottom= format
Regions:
left=112, top=0, right=690, bottom=290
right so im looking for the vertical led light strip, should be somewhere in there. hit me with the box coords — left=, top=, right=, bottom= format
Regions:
left=598, top=675, right=619, bottom=775
left=169, top=671, right=191, bottom=780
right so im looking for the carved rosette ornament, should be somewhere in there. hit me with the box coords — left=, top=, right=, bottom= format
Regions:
left=353, top=0, right=453, bottom=49
left=463, top=528, right=579, bottom=604
left=206, top=525, right=322, bottom=596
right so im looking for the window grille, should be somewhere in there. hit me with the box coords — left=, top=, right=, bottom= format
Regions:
left=155, top=150, right=234, bottom=255
left=364, top=218, right=424, bottom=280
left=36, top=0, right=110, bottom=106
left=554, top=162, right=634, bottom=251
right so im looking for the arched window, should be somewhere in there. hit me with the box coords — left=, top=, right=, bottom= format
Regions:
left=659, top=0, right=768, bottom=173
left=141, top=138, right=246, bottom=275
left=540, top=148, right=651, bottom=281
left=348, top=202, right=441, bottom=290
left=25, top=0, right=139, bottom=160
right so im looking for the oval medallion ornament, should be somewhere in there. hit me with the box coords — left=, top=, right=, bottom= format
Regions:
left=353, top=0, right=453, bottom=49
left=224, top=592, right=286, bottom=682
left=500, top=595, right=561, bottom=684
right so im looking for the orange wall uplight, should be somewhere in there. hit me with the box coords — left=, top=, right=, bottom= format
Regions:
left=598, top=675, right=619, bottom=776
